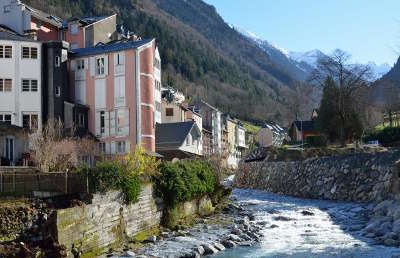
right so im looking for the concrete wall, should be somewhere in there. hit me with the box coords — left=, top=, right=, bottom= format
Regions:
left=56, top=184, right=162, bottom=256
left=236, top=151, right=400, bottom=202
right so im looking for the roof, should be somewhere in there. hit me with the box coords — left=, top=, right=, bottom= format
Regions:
left=156, top=121, right=196, bottom=150
left=0, top=122, right=26, bottom=136
left=191, top=100, right=219, bottom=112
left=64, top=14, right=116, bottom=28
left=0, top=27, right=38, bottom=42
left=293, top=120, right=315, bottom=132
left=25, top=5, right=63, bottom=28
left=70, top=38, right=154, bottom=57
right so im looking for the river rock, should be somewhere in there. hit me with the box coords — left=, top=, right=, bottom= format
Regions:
left=214, top=242, right=226, bottom=251
left=201, top=243, right=218, bottom=254
left=301, top=210, right=315, bottom=216
left=146, top=235, right=157, bottom=243
left=194, top=246, right=205, bottom=255
left=228, top=234, right=242, bottom=242
left=221, top=239, right=236, bottom=248
left=384, top=239, right=399, bottom=247
left=123, top=251, right=136, bottom=257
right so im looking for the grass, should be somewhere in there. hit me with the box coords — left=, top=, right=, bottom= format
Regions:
left=240, top=120, right=261, bottom=134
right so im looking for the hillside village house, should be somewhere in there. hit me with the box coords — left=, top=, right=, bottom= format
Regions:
left=0, top=122, right=28, bottom=165
left=0, top=29, right=42, bottom=132
left=68, top=38, right=159, bottom=154
left=223, top=115, right=247, bottom=169
left=63, top=15, right=118, bottom=50
left=0, top=0, right=63, bottom=42
left=191, top=100, right=223, bottom=155
left=289, top=120, right=317, bottom=142
left=155, top=121, right=202, bottom=160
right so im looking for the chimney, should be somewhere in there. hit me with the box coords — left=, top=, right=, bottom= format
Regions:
left=24, top=30, right=37, bottom=40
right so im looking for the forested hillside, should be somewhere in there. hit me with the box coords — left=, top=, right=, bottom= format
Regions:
left=24, top=0, right=314, bottom=124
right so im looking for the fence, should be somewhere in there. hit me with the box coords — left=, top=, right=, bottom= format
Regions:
left=0, top=170, right=88, bottom=197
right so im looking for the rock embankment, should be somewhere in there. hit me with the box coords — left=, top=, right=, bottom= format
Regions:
left=236, top=151, right=400, bottom=202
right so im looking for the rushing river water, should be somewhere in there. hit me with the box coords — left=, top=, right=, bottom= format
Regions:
left=213, top=188, right=400, bottom=258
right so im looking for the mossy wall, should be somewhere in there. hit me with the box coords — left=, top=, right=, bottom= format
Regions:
left=55, top=184, right=163, bottom=257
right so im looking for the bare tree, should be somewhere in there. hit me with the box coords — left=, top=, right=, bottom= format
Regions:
left=381, top=80, right=400, bottom=127
left=310, top=49, right=373, bottom=145
left=30, top=119, right=99, bottom=172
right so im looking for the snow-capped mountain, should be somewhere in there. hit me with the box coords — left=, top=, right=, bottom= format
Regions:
left=235, top=26, right=391, bottom=82
left=233, top=26, right=312, bottom=81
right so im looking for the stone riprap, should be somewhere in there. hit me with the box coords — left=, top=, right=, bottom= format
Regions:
left=236, top=151, right=400, bottom=202
left=56, top=184, right=163, bottom=257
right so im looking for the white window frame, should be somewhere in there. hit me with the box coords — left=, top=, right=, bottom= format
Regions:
left=70, top=23, right=79, bottom=35
left=55, top=56, right=61, bottom=67
left=100, top=111, right=105, bottom=134
left=95, top=57, right=105, bottom=76
left=0, top=78, right=12, bottom=92
left=22, top=113, right=39, bottom=131
left=55, top=86, right=61, bottom=97
left=0, top=113, right=11, bottom=124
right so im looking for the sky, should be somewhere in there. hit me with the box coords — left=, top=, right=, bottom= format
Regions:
left=204, top=0, right=400, bottom=66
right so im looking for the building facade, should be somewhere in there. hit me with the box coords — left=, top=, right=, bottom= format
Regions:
left=154, top=47, right=161, bottom=124
left=0, top=30, right=42, bottom=131
left=68, top=39, right=157, bottom=154
left=0, top=0, right=63, bottom=41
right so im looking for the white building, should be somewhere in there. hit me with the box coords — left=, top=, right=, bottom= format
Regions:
left=0, top=29, right=42, bottom=131
left=154, top=47, right=162, bottom=124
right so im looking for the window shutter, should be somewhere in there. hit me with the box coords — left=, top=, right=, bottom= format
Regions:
left=104, top=55, right=109, bottom=75
left=124, top=108, right=129, bottom=136
left=125, top=140, right=130, bottom=154
left=114, top=53, right=118, bottom=69
left=110, top=109, right=116, bottom=136
left=95, top=111, right=100, bottom=136
left=90, top=57, right=95, bottom=76
left=111, top=141, right=116, bottom=154
left=71, top=60, right=76, bottom=71
left=84, top=58, right=88, bottom=70
left=121, top=52, right=125, bottom=65
left=104, top=111, right=110, bottom=136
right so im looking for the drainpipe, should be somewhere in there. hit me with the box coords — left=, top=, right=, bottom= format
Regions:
left=135, top=50, right=141, bottom=146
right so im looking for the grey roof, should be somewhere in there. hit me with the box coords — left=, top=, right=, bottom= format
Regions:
left=70, top=39, right=153, bottom=57
left=0, top=122, right=26, bottom=136
left=25, top=5, right=63, bottom=28
left=156, top=121, right=195, bottom=150
left=0, top=29, right=38, bottom=42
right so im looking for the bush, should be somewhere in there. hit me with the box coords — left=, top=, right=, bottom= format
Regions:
left=155, top=159, right=218, bottom=208
left=77, top=146, right=159, bottom=204
left=363, top=127, right=400, bottom=146
left=305, top=135, right=327, bottom=147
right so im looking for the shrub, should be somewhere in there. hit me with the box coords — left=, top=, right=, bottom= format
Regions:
left=363, top=127, right=400, bottom=146
left=78, top=146, right=159, bottom=204
left=155, top=159, right=218, bottom=208
left=305, top=135, right=327, bottom=147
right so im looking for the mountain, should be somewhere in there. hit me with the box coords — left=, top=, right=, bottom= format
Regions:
left=23, top=0, right=311, bottom=124
left=233, top=26, right=314, bottom=81
left=290, top=50, right=390, bottom=81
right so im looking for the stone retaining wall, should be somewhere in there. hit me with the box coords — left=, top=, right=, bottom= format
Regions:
left=236, top=151, right=400, bottom=202
left=56, top=184, right=163, bottom=257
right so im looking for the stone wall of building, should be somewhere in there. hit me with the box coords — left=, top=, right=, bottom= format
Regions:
left=236, top=151, right=400, bottom=202
left=56, top=183, right=163, bottom=257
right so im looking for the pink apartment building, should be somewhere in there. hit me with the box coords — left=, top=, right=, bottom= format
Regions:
left=68, top=38, right=158, bottom=154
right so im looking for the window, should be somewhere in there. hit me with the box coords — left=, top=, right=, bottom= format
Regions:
left=77, top=59, right=85, bottom=70
left=78, top=113, right=85, bottom=127
left=3, top=5, right=11, bottom=13
left=100, top=111, right=105, bottom=133
left=116, top=141, right=126, bottom=153
left=36, top=20, right=41, bottom=30
left=0, top=114, right=11, bottom=124
left=30, top=48, right=37, bottom=59
left=0, top=79, right=12, bottom=92
left=0, top=46, right=12, bottom=58
left=99, top=142, right=106, bottom=154
left=55, top=86, right=61, bottom=97
left=70, top=43, right=79, bottom=50
left=166, top=108, right=174, bottom=117
left=55, top=56, right=60, bottom=67
left=22, top=47, right=37, bottom=59
left=22, top=114, right=38, bottom=131
left=155, top=80, right=161, bottom=91
left=116, top=53, right=124, bottom=65
left=21, top=79, right=37, bottom=92
left=96, top=57, right=105, bottom=75
left=22, top=80, right=30, bottom=91
left=70, top=23, right=79, bottom=35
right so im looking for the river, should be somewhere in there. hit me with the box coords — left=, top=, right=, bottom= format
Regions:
left=213, top=188, right=400, bottom=258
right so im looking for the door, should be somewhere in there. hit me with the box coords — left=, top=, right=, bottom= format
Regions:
left=5, top=137, right=14, bottom=165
